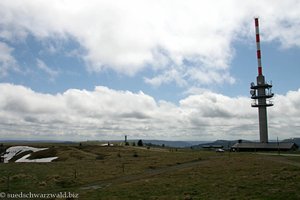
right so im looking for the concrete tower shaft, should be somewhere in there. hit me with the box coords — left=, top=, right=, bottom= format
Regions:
left=256, top=76, right=270, bottom=143
left=250, top=18, right=274, bottom=143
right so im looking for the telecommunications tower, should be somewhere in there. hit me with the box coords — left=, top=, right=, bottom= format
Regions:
left=231, top=18, right=297, bottom=151
left=250, top=18, right=274, bottom=143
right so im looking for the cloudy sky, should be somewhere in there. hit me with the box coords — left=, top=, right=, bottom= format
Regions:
left=1, top=0, right=300, bottom=141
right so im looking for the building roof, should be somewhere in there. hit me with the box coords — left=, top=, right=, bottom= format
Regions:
left=231, top=142, right=298, bottom=150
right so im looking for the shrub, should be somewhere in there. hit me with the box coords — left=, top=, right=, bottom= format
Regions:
left=137, top=140, right=143, bottom=147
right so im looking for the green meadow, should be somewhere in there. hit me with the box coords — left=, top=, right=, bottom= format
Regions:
left=1, top=143, right=300, bottom=199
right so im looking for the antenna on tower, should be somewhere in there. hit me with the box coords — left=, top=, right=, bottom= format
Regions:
left=255, top=17, right=263, bottom=76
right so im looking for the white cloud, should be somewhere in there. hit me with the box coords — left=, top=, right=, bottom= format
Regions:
left=144, top=67, right=188, bottom=87
left=0, top=83, right=300, bottom=141
left=0, top=41, right=18, bottom=77
left=36, top=59, right=59, bottom=80
left=1, top=0, right=300, bottom=86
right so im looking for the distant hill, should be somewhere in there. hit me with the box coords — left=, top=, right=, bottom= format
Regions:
left=86, top=139, right=209, bottom=148
left=0, top=139, right=207, bottom=148
left=142, top=140, right=207, bottom=148
left=1, top=138, right=299, bottom=149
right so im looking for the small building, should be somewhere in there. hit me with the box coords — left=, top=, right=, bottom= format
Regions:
left=231, top=142, right=298, bottom=152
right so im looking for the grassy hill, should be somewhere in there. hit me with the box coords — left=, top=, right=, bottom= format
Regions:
left=1, top=143, right=300, bottom=199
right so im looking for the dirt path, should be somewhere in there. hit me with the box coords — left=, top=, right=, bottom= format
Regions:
left=81, top=159, right=208, bottom=190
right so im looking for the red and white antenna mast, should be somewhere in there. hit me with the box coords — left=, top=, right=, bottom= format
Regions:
left=255, top=18, right=263, bottom=76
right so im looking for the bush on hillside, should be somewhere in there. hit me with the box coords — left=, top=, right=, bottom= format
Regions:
left=137, top=140, right=143, bottom=147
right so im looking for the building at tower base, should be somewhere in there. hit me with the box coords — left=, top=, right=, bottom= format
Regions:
left=231, top=141, right=298, bottom=152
